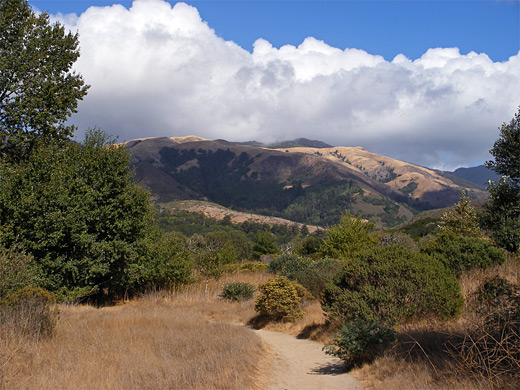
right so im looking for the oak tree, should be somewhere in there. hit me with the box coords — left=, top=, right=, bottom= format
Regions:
left=484, top=107, right=520, bottom=252
left=0, top=0, right=88, bottom=161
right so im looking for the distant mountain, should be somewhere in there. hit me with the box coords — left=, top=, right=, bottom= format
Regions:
left=126, top=136, right=487, bottom=228
left=447, top=165, right=501, bottom=187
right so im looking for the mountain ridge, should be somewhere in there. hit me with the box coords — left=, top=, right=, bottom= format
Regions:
left=126, top=136, right=488, bottom=228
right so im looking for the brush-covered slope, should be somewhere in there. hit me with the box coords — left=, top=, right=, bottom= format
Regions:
left=126, top=137, right=486, bottom=227
left=277, top=146, right=487, bottom=208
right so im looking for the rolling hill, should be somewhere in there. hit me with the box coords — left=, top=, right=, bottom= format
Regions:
left=126, top=136, right=487, bottom=228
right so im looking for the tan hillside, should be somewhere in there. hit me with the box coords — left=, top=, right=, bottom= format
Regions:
left=170, top=135, right=208, bottom=143
left=124, top=136, right=488, bottom=227
left=277, top=146, right=488, bottom=203
left=163, top=200, right=321, bottom=233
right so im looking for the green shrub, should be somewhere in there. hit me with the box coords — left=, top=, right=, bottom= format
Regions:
left=323, top=319, right=396, bottom=368
left=0, top=245, right=38, bottom=298
left=224, top=262, right=268, bottom=273
left=290, top=258, right=343, bottom=299
left=320, top=213, right=377, bottom=259
left=0, top=286, right=58, bottom=339
left=322, top=246, right=463, bottom=325
left=134, top=231, right=193, bottom=291
left=290, top=281, right=313, bottom=304
left=269, top=254, right=342, bottom=299
left=204, top=231, right=253, bottom=261
left=292, top=236, right=323, bottom=257
left=420, top=232, right=505, bottom=275
left=254, top=276, right=304, bottom=321
left=252, top=231, right=279, bottom=259
left=220, top=282, right=255, bottom=301
left=268, top=254, right=312, bottom=275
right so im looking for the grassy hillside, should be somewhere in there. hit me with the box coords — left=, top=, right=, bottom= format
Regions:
left=127, top=137, right=483, bottom=228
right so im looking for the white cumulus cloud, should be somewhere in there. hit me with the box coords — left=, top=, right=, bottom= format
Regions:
left=59, top=0, right=520, bottom=169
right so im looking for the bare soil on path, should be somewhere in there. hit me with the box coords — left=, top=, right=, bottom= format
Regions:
left=254, top=329, right=363, bottom=390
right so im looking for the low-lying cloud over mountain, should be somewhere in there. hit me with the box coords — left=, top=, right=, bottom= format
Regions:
left=56, top=0, right=520, bottom=169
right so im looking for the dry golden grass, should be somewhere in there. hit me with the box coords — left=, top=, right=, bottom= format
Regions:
left=4, top=254, right=516, bottom=390
left=0, top=276, right=273, bottom=390
left=165, top=271, right=331, bottom=341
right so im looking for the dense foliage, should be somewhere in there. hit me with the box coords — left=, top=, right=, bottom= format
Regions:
left=420, top=232, right=505, bottom=276
left=268, top=254, right=342, bottom=298
left=483, top=178, right=520, bottom=253
left=0, top=131, right=153, bottom=299
left=0, top=0, right=88, bottom=162
left=0, top=244, right=38, bottom=297
left=254, top=276, right=304, bottom=321
left=323, top=319, right=396, bottom=368
left=220, top=282, right=255, bottom=302
left=322, top=245, right=463, bottom=325
left=252, top=230, right=280, bottom=259
left=320, top=213, right=377, bottom=259
left=484, top=107, right=520, bottom=252
left=134, top=230, right=192, bottom=291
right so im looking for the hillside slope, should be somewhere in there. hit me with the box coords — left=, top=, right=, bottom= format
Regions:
left=278, top=146, right=487, bottom=207
left=126, top=137, right=486, bottom=227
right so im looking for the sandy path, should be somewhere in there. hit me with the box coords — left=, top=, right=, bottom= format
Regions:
left=254, top=329, right=363, bottom=390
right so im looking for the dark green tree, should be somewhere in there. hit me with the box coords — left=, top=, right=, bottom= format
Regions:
left=0, top=0, right=88, bottom=162
left=486, top=108, right=520, bottom=184
left=484, top=107, right=520, bottom=252
left=0, top=130, right=153, bottom=300
left=133, top=230, right=192, bottom=291
left=320, top=213, right=377, bottom=259
left=252, top=230, right=279, bottom=259
left=439, top=190, right=480, bottom=237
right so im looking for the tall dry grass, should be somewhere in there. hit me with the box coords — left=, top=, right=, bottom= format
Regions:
left=0, top=275, right=273, bottom=390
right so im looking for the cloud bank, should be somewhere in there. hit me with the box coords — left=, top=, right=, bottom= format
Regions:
left=58, top=0, right=520, bottom=169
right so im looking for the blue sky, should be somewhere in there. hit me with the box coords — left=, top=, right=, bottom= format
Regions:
left=28, top=0, right=520, bottom=169
left=31, top=0, right=519, bottom=61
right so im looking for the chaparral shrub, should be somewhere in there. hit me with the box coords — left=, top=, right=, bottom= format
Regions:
left=323, top=319, right=396, bottom=368
left=420, top=232, right=505, bottom=276
left=0, top=286, right=58, bottom=339
left=268, top=253, right=312, bottom=276
left=322, top=245, right=463, bottom=325
left=254, top=276, right=304, bottom=322
left=220, top=282, right=255, bottom=302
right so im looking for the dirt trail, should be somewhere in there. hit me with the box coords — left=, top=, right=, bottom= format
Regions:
left=254, top=329, right=363, bottom=390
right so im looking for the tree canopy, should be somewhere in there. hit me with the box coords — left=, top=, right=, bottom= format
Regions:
left=0, top=0, right=88, bottom=162
left=484, top=107, right=520, bottom=252
left=486, top=108, right=520, bottom=185
left=0, top=130, right=153, bottom=299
